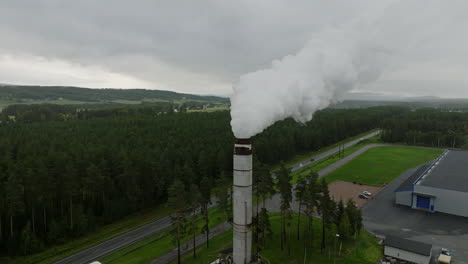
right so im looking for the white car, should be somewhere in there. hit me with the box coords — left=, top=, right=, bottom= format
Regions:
left=362, top=191, right=372, bottom=196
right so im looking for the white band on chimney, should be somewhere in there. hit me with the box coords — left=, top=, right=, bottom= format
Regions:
left=234, top=143, right=252, bottom=150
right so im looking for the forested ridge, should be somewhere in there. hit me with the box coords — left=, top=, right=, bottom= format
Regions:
left=0, top=105, right=406, bottom=256
left=381, top=108, right=468, bottom=148
left=0, top=85, right=228, bottom=103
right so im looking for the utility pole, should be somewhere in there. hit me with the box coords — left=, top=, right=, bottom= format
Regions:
left=334, top=234, right=340, bottom=264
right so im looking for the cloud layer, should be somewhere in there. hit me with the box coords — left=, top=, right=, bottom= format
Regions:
left=0, top=0, right=467, bottom=96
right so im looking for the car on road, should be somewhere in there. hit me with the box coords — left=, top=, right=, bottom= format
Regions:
left=358, top=194, right=369, bottom=199
left=441, top=248, right=451, bottom=256
left=362, top=191, right=372, bottom=196
left=310, top=158, right=315, bottom=162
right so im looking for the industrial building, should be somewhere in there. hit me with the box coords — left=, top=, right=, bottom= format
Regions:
left=395, top=149, right=468, bottom=217
left=383, top=235, right=433, bottom=264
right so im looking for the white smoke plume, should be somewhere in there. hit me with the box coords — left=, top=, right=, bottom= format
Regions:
left=231, top=0, right=468, bottom=138
left=230, top=0, right=468, bottom=139
left=230, top=26, right=385, bottom=139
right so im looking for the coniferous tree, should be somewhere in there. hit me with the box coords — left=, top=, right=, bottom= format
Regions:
left=23, top=168, right=38, bottom=235
left=319, top=179, right=332, bottom=254
left=6, top=171, right=25, bottom=238
left=64, top=164, right=79, bottom=231
left=345, top=199, right=363, bottom=238
left=168, top=179, right=187, bottom=264
left=277, top=164, right=292, bottom=251
left=199, top=176, right=212, bottom=248
left=336, top=200, right=345, bottom=226
left=302, top=171, right=319, bottom=261
left=188, top=184, right=201, bottom=259
left=256, top=164, right=274, bottom=209
left=294, top=177, right=307, bottom=240
left=338, top=213, right=351, bottom=241
left=0, top=179, right=4, bottom=241
left=252, top=162, right=272, bottom=257
left=258, top=207, right=272, bottom=251
left=215, top=172, right=231, bottom=222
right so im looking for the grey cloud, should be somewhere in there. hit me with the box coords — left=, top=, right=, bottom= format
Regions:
left=0, top=0, right=468, bottom=96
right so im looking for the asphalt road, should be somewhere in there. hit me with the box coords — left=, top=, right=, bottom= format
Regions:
left=265, top=143, right=388, bottom=213
left=55, top=130, right=380, bottom=264
left=54, top=201, right=218, bottom=264
left=286, top=130, right=381, bottom=173
left=54, top=216, right=172, bottom=264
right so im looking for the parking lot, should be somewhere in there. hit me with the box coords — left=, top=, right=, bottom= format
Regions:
left=363, top=166, right=468, bottom=263
left=328, top=180, right=382, bottom=207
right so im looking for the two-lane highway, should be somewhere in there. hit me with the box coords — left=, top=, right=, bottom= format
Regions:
left=55, top=201, right=218, bottom=264
left=280, top=129, right=380, bottom=174
left=55, top=129, right=380, bottom=264
left=54, top=216, right=172, bottom=264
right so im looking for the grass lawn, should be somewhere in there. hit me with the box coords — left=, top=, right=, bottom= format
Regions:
left=100, top=208, right=227, bottom=264
left=325, top=146, right=443, bottom=186
left=5, top=205, right=173, bottom=264
left=176, top=213, right=382, bottom=264
left=187, top=104, right=229, bottom=112
left=270, top=129, right=379, bottom=172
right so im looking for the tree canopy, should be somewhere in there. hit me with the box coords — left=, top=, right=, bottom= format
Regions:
left=0, top=105, right=404, bottom=255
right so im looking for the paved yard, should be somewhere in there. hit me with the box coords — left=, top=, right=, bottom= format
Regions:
left=363, top=166, right=468, bottom=263
left=328, top=180, right=382, bottom=207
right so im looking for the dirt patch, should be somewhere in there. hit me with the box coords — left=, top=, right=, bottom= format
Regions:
left=328, top=180, right=383, bottom=207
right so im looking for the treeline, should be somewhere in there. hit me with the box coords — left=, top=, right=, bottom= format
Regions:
left=381, top=108, right=468, bottom=148
left=1, top=102, right=224, bottom=123
left=169, top=163, right=363, bottom=264
left=255, top=106, right=407, bottom=164
left=1, top=103, right=175, bottom=123
left=254, top=167, right=362, bottom=263
left=0, top=105, right=405, bottom=256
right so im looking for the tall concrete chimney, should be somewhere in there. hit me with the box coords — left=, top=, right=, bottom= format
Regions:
left=233, top=138, right=252, bottom=264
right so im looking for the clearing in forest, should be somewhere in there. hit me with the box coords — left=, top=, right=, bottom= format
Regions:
left=325, top=146, right=443, bottom=186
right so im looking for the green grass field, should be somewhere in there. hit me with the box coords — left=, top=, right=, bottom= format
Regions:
left=270, top=129, right=379, bottom=172
left=5, top=205, right=173, bottom=264
left=325, top=146, right=443, bottom=186
left=100, top=208, right=227, bottom=264
left=187, top=104, right=229, bottom=112
left=176, top=213, right=382, bottom=264
left=0, top=97, right=229, bottom=112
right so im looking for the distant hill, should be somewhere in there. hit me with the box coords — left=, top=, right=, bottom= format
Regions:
left=332, top=99, right=468, bottom=110
left=0, top=85, right=229, bottom=103
left=344, top=92, right=442, bottom=102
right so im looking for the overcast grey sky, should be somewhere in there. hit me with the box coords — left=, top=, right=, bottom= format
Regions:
left=1, top=0, right=468, bottom=97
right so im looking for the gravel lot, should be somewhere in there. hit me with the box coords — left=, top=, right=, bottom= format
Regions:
left=328, top=180, right=382, bottom=207
left=363, top=166, right=468, bottom=263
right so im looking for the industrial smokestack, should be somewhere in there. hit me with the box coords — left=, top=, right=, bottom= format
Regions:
left=233, top=138, right=252, bottom=264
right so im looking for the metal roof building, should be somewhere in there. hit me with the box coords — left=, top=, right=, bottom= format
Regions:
left=384, top=235, right=432, bottom=264
left=395, top=149, right=468, bottom=217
